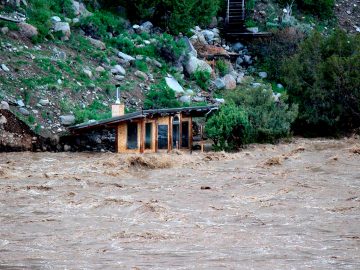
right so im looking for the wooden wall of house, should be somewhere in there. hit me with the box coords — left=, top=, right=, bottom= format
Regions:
left=116, top=114, right=193, bottom=153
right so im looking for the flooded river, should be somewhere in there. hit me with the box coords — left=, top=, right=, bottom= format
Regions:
left=0, top=138, right=359, bottom=269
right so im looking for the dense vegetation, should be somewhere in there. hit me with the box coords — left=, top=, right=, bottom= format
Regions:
left=282, top=30, right=360, bottom=136
left=206, top=83, right=298, bottom=150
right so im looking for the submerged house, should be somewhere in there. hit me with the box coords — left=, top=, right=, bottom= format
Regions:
left=69, top=103, right=218, bottom=153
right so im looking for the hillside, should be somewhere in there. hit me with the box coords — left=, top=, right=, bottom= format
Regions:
left=0, top=0, right=359, bottom=150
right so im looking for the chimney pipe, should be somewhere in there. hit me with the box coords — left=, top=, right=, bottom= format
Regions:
left=112, top=85, right=125, bottom=117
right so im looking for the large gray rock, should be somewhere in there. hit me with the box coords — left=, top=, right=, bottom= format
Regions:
left=223, top=74, right=236, bottom=90
left=233, top=42, right=244, bottom=52
left=18, top=23, right=38, bottom=38
left=87, top=37, right=106, bottom=50
left=214, top=78, right=225, bottom=89
left=259, top=72, right=268, bottom=79
left=39, top=99, right=50, bottom=106
left=51, top=16, right=61, bottom=24
left=140, top=21, right=153, bottom=33
left=111, top=65, right=126, bottom=75
left=118, top=51, right=135, bottom=62
left=165, top=76, right=184, bottom=95
left=54, top=22, right=71, bottom=40
left=17, top=100, right=25, bottom=107
left=1, top=27, right=9, bottom=35
left=179, top=95, right=191, bottom=103
left=1, top=64, right=10, bottom=72
left=72, top=1, right=92, bottom=17
left=134, top=70, right=148, bottom=81
left=0, top=115, right=7, bottom=125
left=183, top=37, right=197, bottom=58
left=0, top=101, right=9, bottom=110
left=83, top=68, right=93, bottom=78
left=185, top=55, right=212, bottom=75
left=60, top=115, right=75, bottom=126
left=202, top=30, right=215, bottom=42
left=19, top=107, right=30, bottom=116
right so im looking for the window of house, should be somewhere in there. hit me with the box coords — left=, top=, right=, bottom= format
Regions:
left=158, top=125, right=168, bottom=150
left=145, top=122, right=153, bottom=149
left=127, top=123, right=138, bottom=149
left=173, top=116, right=180, bottom=149
left=181, top=121, right=189, bottom=148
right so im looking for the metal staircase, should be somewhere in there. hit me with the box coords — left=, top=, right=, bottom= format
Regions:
left=223, top=0, right=272, bottom=40
left=226, top=0, right=246, bottom=26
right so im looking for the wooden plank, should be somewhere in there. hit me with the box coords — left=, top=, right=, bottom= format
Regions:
left=155, top=119, right=158, bottom=153
left=189, top=117, right=193, bottom=152
left=168, top=116, right=172, bottom=152
left=140, top=120, right=145, bottom=154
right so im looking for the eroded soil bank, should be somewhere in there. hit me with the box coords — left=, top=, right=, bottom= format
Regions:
left=0, top=138, right=359, bottom=269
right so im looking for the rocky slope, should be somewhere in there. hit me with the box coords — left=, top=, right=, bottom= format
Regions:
left=0, top=0, right=358, bottom=150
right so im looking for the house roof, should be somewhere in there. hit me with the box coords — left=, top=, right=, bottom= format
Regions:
left=68, top=105, right=218, bottom=133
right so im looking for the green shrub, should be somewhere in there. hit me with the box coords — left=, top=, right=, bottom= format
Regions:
left=143, top=81, right=181, bottom=109
left=206, top=82, right=298, bottom=151
left=249, top=28, right=305, bottom=81
left=206, top=103, right=251, bottom=151
left=216, top=59, right=229, bottom=77
left=135, top=60, right=148, bottom=72
left=123, top=0, right=221, bottom=34
left=192, top=69, right=211, bottom=90
left=277, top=0, right=335, bottom=19
left=282, top=29, right=360, bottom=135
left=225, top=84, right=298, bottom=144
left=74, top=100, right=111, bottom=124
left=26, top=0, right=74, bottom=42
left=80, top=10, right=125, bottom=39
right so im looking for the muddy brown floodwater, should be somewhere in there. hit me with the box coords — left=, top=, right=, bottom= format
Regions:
left=0, top=138, right=359, bottom=269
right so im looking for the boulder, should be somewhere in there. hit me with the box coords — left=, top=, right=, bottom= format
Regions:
left=140, top=21, right=153, bottom=33
left=1, top=64, right=10, bottom=72
left=244, top=55, right=252, bottom=64
left=1, top=27, right=9, bottom=35
left=87, top=37, right=106, bottom=50
left=193, top=96, right=205, bottom=102
left=185, top=55, right=212, bottom=75
left=132, top=24, right=141, bottom=34
left=183, top=37, right=197, bottom=58
left=214, top=78, right=225, bottom=89
left=223, top=74, right=236, bottom=90
left=19, top=107, right=30, bottom=116
left=54, top=22, right=71, bottom=40
left=202, top=30, right=215, bottom=42
left=179, top=95, right=191, bottom=103
left=83, top=68, right=93, bottom=78
left=214, top=98, right=225, bottom=104
left=0, top=115, right=7, bottom=125
left=233, top=42, right=244, bottom=52
left=165, top=76, right=184, bottom=95
left=118, top=51, right=135, bottom=62
left=72, top=1, right=92, bottom=17
left=39, top=99, right=50, bottom=106
left=95, top=66, right=105, bottom=72
left=152, top=59, right=162, bottom=68
left=134, top=70, right=148, bottom=81
left=0, top=101, right=10, bottom=110
left=18, top=22, right=38, bottom=38
left=17, top=100, right=25, bottom=107
left=115, top=75, right=125, bottom=81
left=259, top=72, right=268, bottom=79
left=51, top=16, right=61, bottom=24
left=60, top=115, right=75, bottom=126
left=111, top=65, right=126, bottom=75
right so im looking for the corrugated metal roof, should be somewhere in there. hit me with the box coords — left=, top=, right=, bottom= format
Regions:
left=68, top=105, right=218, bottom=132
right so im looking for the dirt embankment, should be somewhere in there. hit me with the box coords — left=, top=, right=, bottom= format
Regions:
left=0, top=109, right=57, bottom=152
